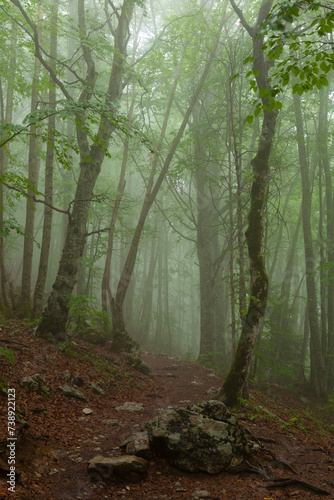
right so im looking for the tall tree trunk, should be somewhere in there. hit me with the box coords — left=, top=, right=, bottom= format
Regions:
left=112, top=22, right=224, bottom=332
left=101, top=86, right=136, bottom=315
left=21, top=7, right=43, bottom=310
left=136, top=225, right=158, bottom=344
left=218, top=0, right=278, bottom=407
left=293, top=91, right=327, bottom=400
left=195, top=109, right=216, bottom=364
left=33, top=0, right=58, bottom=318
left=36, top=0, right=134, bottom=340
left=0, top=21, right=17, bottom=311
left=318, top=85, right=334, bottom=390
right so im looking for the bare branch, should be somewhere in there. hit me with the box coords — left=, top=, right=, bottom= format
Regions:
left=1, top=181, right=72, bottom=221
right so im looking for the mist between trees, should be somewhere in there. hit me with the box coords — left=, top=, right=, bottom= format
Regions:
left=0, top=0, right=334, bottom=405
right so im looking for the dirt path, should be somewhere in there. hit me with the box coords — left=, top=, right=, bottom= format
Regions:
left=0, top=322, right=333, bottom=499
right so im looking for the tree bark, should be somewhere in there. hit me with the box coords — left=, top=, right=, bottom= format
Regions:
left=218, top=0, right=278, bottom=407
left=33, top=0, right=58, bottom=318
left=293, top=91, right=327, bottom=400
left=0, top=21, right=17, bottom=311
left=36, top=0, right=134, bottom=340
left=318, top=85, right=334, bottom=390
left=20, top=7, right=43, bottom=310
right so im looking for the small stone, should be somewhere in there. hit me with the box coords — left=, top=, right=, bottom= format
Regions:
left=191, top=378, right=203, bottom=386
left=192, top=490, right=211, bottom=499
left=102, top=419, right=121, bottom=426
left=82, top=408, right=93, bottom=415
left=206, top=387, right=219, bottom=396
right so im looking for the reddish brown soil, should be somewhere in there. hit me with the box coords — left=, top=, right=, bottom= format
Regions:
left=0, top=319, right=333, bottom=499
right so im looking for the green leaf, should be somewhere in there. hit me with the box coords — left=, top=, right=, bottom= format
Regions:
left=230, top=73, right=239, bottom=82
left=243, top=56, right=254, bottom=65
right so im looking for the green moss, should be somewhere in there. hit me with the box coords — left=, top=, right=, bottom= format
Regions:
left=0, top=374, right=9, bottom=397
left=111, top=329, right=140, bottom=354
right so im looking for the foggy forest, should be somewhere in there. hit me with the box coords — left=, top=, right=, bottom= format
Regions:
left=1, top=0, right=334, bottom=498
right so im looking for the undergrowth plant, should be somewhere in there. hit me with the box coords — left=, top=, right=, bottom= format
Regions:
left=0, top=346, right=15, bottom=365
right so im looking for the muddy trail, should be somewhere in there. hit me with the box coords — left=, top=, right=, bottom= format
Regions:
left=0, top=320, right=333, bottom=499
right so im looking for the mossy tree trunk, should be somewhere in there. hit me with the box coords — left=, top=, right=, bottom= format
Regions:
left=218, top=0, right=278, bottom=407
left=35, top=0, right=134, bottom=340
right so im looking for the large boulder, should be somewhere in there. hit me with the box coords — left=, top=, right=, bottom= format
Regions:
left=144, top=400, right=261, bottom=474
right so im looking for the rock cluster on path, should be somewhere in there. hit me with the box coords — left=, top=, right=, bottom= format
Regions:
left=89, top=399, right=261, bottom=483
left=144, top=400, right=261, bottom=473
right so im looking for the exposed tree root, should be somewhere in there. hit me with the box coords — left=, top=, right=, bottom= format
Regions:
left=229, top=457, right=331, bottom=496
left=262, top=478, right=331, bottom=495
left=262, top=447, right=300, bottom=475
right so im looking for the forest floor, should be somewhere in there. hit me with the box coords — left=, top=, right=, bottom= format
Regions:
left=0, top=319, right=333, bottom=500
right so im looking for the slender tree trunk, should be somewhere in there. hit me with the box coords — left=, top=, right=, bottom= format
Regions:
left=136, top=226, right=158, bottom=344
left=318, top=85, right=334, bottom=390
left=195, top=113, right=216, bottom=363
left=164, top=232, right=172, bottom=355
left=0, top=22, right=17, bottom=311
left=112, top=22, right=224, bottom=332
left=33, top=0, right=58, bottom=318
left=318, top=165, right=327, bottom=361
left=21, top=7, right=43, bottom=310
left=227, top=143, right=236, bottom=358
left=293, top=91, right=327, bottom=400
left=101, top=86, right=136, bottom=315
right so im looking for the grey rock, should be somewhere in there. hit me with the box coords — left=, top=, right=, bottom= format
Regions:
left=63, top=370, right=84, bottom=387
left=58, top=384, right=87, bottom=401
left=88, top=455, right=148, bottom=483
left=121, top=431, right=151, bottom=459
left=115, top=402, right=144, bottom=413
left=144, top=400, right=261, bottom=474
left=111, top=329, right=140, bottom=354
left=206, top=387, right=219, bottom=396
left=89, top=382, right=105, bottom=396
left=20, top=374, right=50, bottom=394
left=122, top=352, right=151, bottom=375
